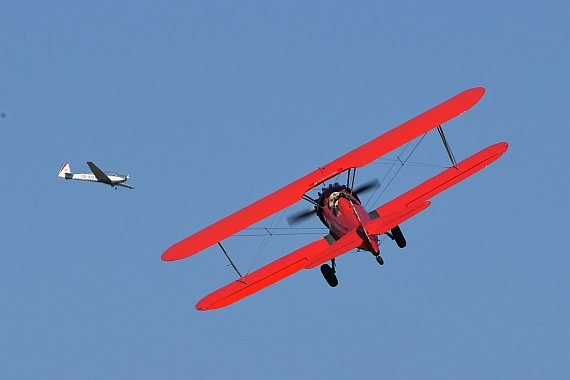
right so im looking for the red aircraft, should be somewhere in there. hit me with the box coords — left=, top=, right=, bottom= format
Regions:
left=162, top=87, right=508, bottom=311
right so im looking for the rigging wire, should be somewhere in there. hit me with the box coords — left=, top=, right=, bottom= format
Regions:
left=243, top=172, right=341, bottom=274
left=237, top=131, right=435, bottom=274
left=236, top=227, right=329, bottom=237
left=364, top=132, right=428, bottom=208
left=372, top=158, right=450, bottom=169
left=242, top=171, right=342, bottom=272
left=239, top=231, right=328, bottom=236
left=247, top=207, right=287, bottom=274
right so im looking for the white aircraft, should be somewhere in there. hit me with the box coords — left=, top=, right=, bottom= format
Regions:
left=58, top=162, right=134, bottom=189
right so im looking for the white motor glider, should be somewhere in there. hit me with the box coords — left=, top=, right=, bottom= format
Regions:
left=58, top=162, right=134, bottom=189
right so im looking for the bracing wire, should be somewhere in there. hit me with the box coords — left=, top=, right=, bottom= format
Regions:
left=238, top=132, right=435, bottom=273
left=236, top=227, right=329, bottom=237
left=372, top=158, right=450, bottom=169
left=243, top=172, right=342, bottom=274
left=246, top=205, right=296, bottom=274
left=364, top=132, right=428, bottom=208
left=242, top=172, right=344, bottom=273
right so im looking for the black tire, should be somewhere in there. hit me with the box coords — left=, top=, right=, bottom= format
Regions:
left=320, top=264, right=339, bottom=287
left=391, top=225, right=407, bottom=248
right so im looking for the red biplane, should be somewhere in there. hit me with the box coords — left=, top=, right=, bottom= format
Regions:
left=162, top=87, right=508, bottom=310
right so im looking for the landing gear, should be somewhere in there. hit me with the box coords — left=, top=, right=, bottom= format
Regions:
left=320, top=258, right=338, bottom=287
left=376, top=255, right=384, bottom=265
left=386, top=225, right=406, bottom=248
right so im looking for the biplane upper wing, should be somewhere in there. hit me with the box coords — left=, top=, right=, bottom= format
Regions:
left=86, top=161, right=112, bottom=185
left=162, top=87, right=486, bottom=261
left=195, top=230, right=363, bottom=311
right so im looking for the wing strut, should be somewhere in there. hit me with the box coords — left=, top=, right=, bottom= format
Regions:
left=437, top=125, right=458, bottom=169
left=217, top=242, right=246, bottom=283
left=346, top=168, right=356, bottom=189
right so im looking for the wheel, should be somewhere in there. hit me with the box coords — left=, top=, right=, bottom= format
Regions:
left=320, top=264, right=339, bottom=287
left=391, top=225, right=406, bottom=248
left=376, top=255, right=384, bottom=265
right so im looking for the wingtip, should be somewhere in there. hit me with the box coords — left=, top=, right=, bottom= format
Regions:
left=161, top=248, right=179, bottom=261
left=495, top=141, right=509, bottom=155
left=195, top=295, right=225, bottom=311
left=466, top=86, right=485, bottom=101
left=195, top=302, right=210, bottom=311
left=161, top=242, right=192, bottom=261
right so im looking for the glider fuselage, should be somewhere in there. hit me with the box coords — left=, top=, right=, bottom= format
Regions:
left=64, top=172, right=128, bottom=186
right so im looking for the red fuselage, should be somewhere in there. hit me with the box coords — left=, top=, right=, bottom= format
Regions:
left=316, top=183, right=379, bottom=254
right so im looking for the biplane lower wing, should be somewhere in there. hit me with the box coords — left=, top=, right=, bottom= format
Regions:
left=195, top=231, right=363, bottom=311
left=304, top=142, right=507, bottom=271
left=195, top=143, right=508, bottom=310
left=366, top=201, right=431, bottom=236
left=370, top=142, right=509, bottom=218
left=163, top=87, right=486, bottom=261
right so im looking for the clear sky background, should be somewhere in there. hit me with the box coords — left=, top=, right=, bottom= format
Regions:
left=1, top=1, right=568, bottom=379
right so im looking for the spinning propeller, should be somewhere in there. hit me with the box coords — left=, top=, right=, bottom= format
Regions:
left=287, top=178, right=380, bottom=226
left=286, top=207, right=317, bottom=225
left=352, top=179, right=380, bottom=195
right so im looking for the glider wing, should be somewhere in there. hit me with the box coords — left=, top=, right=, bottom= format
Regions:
left=163, top=87, right=486, bottom=261
left=87, top=162, right=112, bottom=185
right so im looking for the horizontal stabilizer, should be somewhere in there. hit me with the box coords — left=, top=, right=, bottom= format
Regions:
left=116, top=183, right=135, bottom=189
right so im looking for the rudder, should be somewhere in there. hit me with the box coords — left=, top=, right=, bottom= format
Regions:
left=58, top=163, right=71, bottom=178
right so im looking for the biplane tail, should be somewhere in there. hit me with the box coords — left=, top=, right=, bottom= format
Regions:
left=58, top=163, right=72, bottom=179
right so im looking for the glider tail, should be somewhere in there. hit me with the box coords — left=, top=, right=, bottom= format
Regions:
left=58, top=163, right=72, bottom=179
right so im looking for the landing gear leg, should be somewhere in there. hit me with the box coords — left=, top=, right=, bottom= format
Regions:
left=371, top=250, right=384, bottom=265
left=386, top=225, right=406, bottom=248
left=320, top=258, right=338, bottom=287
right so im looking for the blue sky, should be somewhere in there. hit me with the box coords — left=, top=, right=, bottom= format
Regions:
left=1, top=1, right=568, bottom=378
